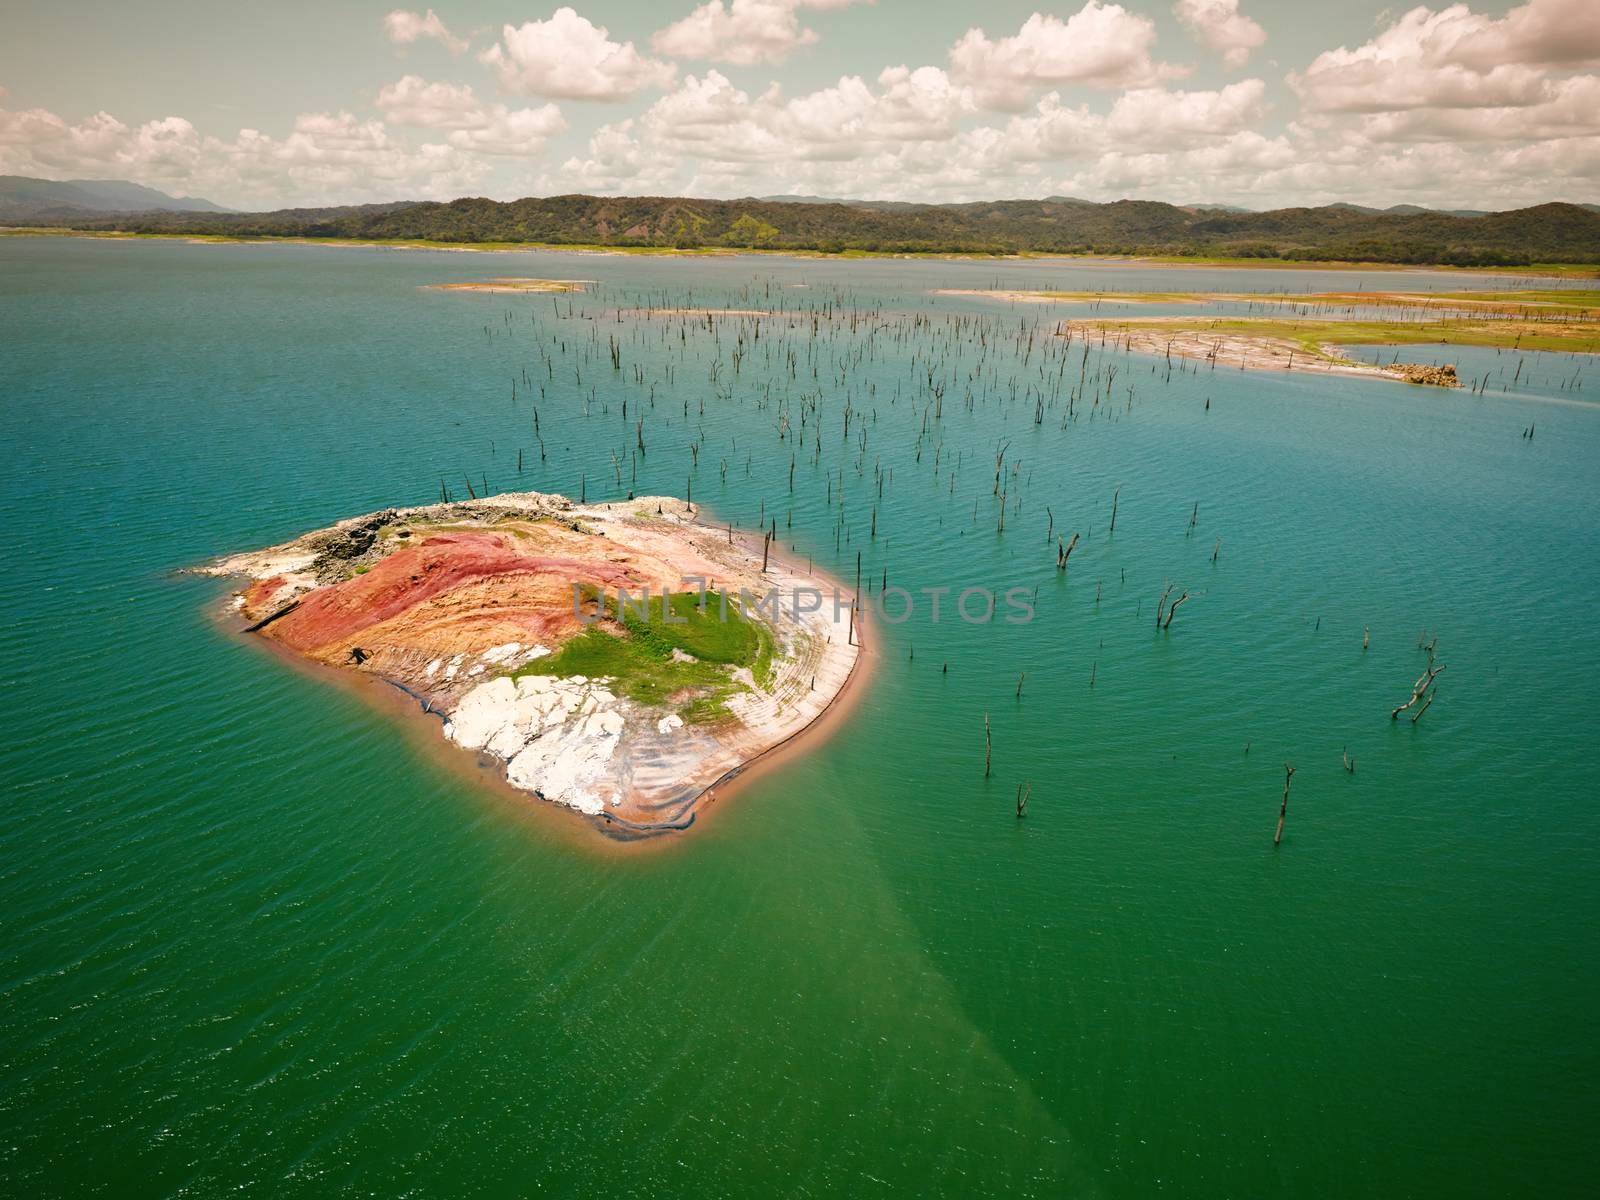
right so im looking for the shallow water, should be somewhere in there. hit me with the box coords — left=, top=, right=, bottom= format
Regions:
left=2, top=238, right=1597, bottom=1197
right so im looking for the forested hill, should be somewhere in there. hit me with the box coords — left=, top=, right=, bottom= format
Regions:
left=41, top=193, right=1600, bottom=266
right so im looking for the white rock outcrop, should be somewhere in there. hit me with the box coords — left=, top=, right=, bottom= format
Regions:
left=444, top=674, right=625, bottom=814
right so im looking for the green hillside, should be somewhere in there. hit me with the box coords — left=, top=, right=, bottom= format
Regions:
left=26, top=192, right=1600, bottom=266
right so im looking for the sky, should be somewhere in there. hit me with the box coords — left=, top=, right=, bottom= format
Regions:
left=2, top=0, right=1598, bottom=211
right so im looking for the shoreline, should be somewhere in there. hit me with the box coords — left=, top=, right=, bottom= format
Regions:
left=215, top=596, right=629, bottom=856
left=6, top=227, right=1594, bottom=277
left=1058, top=310, right=1600, bottom=358
left=934, top=288, right=1208, bottom=304
left=427, top=277, right=593, bottom=293
left=938, top=286, right=1600, bottom=315
left=652, top=520, right=876, bottom=837
left=1058, top=318, right=1467, bottom=384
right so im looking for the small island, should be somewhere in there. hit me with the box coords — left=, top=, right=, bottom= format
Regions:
left=200, top=492, right=862, bottom=836
left=428, top=278, right=591, bottom=293
left=944, top=287, right=1600, bottom=384
left=1058, top=319, right=1464, bottom=385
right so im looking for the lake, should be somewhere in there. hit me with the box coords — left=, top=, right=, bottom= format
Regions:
left=2, top=236, right=1596, bottom=1197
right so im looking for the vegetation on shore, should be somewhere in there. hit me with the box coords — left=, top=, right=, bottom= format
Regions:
left=1074, top=315, right=1600, bottom=356
left=6, top=225, right=1597, bottom=276
left=1122, top=253, right=1600, bottom=277
left=516, top=589, right=776, bottom=724
left=1201, top=289, right=1600, bottom=317
left=966, top=288, right=1600, bottom=316
left=12, top=193, right=1600, bottom=269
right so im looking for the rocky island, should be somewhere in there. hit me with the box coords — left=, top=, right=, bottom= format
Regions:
left=201, top=492, right=862, bottom=836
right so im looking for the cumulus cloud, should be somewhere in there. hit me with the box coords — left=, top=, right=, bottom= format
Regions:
left=1173, top=0, right=1267, bottom=68
left=533, top=53, right=1596, bottom=212
left=448, top=107, right=567, bottom=156
left=543, top=73, right=1279, bottom=202
left=234, top=112, right=488, bottom=199
left=1107, top=79, right=1268, bottom=144
left=1291, top=0, right=1599, bottom=113
left=871, top=65, right=974, bottom=141
left=1330, top=73, right=1600, bottom=143
left=949, top=5, right=1184, bottom=112
left=0, top=100, right=98, bottom=160
left=383, top=9, right=468, bottom=54
left=651, top=0, right=863, bottom=66
left=0, top=97, right=489, bottom=208
left=1443, top=0, right=1600, bottom=70
left=631, top=67, right=972, bottom=165
left=375, top=76, right=485, bottom=128
left=989, top=81, right=1268, bottom=163
left=481, top=8, right=676, bottom=101
left=554, top=119, right=681, bottom=193
left=376, top=76, right=567, bottom=154
left=7, top=0, right=1600, bottom=214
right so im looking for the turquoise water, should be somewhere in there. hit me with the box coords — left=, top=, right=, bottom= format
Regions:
left=2, top=238, right=1597, bottom=1197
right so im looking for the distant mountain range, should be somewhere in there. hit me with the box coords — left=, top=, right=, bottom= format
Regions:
left=1324, top=201, right=1485, bottom=218
left=757, top=192, right=1256, bottom=213
left=0, top=175, right=230, bottom=220
left=754, top=195, right=1554, bottom=219
left=9, top=177, right=1599, bottom=267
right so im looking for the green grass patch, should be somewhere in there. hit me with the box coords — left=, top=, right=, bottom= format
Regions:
left=1084, top=315, right=1600, bottom=355
left=515, top=588, right=776, bottom=722
left=1426, top=289, right=1600, bottom=312
left=1122, top=253, right=1600, bottom=278
left=624, top=590, right=774, bottom=674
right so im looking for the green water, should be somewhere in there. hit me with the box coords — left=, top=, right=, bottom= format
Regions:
left=2, top=238, right=1597, bottom=1197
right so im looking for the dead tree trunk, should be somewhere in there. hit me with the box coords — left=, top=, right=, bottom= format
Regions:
left=1057, top=531, right=1080, bottom=569
left=849, top=550, right=861, bottom=646
left=1391, top=664, right=1446, bottom=720
left=1163, top=590, right=1191, bottom=629
left=1275, top=764, right=1296, bottom=846
left=1411, top=691, right=1438, bottom=724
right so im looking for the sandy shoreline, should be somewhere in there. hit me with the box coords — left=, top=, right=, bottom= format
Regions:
left=427, top=278, right=593, bottom=293
left=665, top=524, right=874, bottom=831
left=625, top=307, right=782, bottom=318
left=934, top=288, right=1207, bottom=304
left=1058, top=318, right=1462, bottom=385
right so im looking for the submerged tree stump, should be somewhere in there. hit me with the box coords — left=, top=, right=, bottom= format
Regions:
left=1392, top=665, right=1446, bottom=720
left=1275, top=764, right=1296, bottom=846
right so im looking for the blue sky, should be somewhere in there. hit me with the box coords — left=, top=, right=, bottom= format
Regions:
left=2, top=1, right=1597, bottom=210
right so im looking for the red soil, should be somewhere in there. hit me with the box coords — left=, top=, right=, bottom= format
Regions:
left=268, top=532, right=637, bottom=654
left=243, top=574, right=287, bottom=610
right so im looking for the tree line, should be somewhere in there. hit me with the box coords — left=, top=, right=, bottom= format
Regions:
left=44, top=194, right=1600, bottom=266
